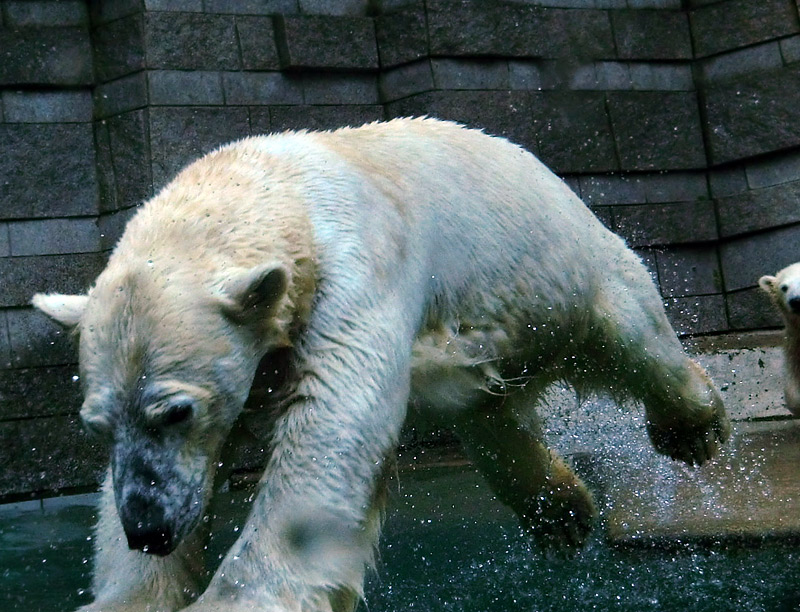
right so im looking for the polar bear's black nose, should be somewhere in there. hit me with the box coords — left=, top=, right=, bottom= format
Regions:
left=789, top=297, right=800, bottom=314
left=120, top=494, right=174, bottom=556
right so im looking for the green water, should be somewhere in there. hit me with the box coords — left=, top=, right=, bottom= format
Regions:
left=2, top=465, right=800, bottom=612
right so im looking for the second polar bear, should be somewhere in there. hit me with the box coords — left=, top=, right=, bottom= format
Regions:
left=760, top=262, right=800, bottom=416
left=33, top=118, right=729, bottom=612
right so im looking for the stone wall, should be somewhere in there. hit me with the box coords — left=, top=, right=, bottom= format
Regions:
left=2, top=0, right=800, bottom=499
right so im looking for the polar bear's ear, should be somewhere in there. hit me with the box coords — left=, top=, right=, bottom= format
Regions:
left=31, top=293, right=89, bottom=328
left=758, top=275, right=777, bottom=293
left=218, top=263, right=288, bottom=319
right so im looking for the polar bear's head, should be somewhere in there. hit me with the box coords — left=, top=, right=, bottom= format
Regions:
left=32, top=260, right=294, bottom=556
left=759, top=262, right=800, bottom=318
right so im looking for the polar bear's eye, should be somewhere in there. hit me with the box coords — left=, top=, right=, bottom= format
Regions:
left=162, top=401, right=194, bottom=426
left=781, top=284, right=790, bottom=293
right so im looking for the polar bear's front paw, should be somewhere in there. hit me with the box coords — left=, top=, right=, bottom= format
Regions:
left=522, top=453, right=597, bottom=551
left=647, top=400, right=730, bottom=467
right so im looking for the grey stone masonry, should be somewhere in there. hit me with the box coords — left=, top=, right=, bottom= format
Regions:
left=0, top=253, right=105, bottom=309
left=656, top=245, right=722, bottom=297
left=690, top=0, right=800, bottom=58
left=611, top=10, right=692, bottom=60
left=8, top=218, right=100, bottom=257
left=0, top=123, right=98, bottom=219
left=2, top=90, right=92, bottom=123
left=4, top=1, right=88, bottom=27
left=0, top=365, right=83, bottom=420
left=276, top=15, right=378, bottom=70
left=92, top=13, right=144, bottom=82
left=703, top=65, right=800, bottom=165
left=720, top=224, right=800, bottom=292
left=144, top=12, right=240, bottom=70
left=613, top=200, right=718, bottom=247
left=237, top=16, right=281, bottom=70
left=0, top=27, right=93, bottom=86
left=607, top=91, right=706, bottom=170
left=374, top=6, right=428, bottom=68
left=716, top=180, right=800, bottom=238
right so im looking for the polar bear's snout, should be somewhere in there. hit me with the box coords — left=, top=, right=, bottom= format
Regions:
left=119, top=491, right=173, bottom=555
left=112, top=439, right=208, bottom=557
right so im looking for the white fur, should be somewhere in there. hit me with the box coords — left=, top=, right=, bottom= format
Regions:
left=760, top=262, right=800, bottom=416
left=31, top=118, right=728, bottom=612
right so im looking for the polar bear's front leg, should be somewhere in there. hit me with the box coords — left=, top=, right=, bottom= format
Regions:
left=185, top=300, right=413, bottom=612
left=78, top=470, right=205, bottom=612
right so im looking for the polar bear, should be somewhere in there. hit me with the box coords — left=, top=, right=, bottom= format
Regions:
left=760, top=262, right=800, bottom=416
left=33, top=118, right=729, bottom=612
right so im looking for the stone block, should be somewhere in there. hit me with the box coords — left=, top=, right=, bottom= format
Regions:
left=781, top=35, right=800, bottom=64
left=149, top=106, right=251, bottom=189
left=379, top=60, right=434, bottom=102
left=578, top=174, right=645, bottom=206
left=0, top=27, right=93, bottom=86
left=99, top=208, right=138, bottom=251
left=690, top=0, right=799, bottom=58
left=0, top=225, right=9, bottom=257
left=0, top=123, right=98, bottom=220
left=144, top=0, right=204, bottom=10
left=6, top=306, right=78, bottom=368
left=717, top=180, right=800, bottom=237
left=427, top=2, right=614, bottom=60
left=236, top=16, right=281, bottom=70
left=726, top=287, right=783, bottom=329
left=613, top=201, right=718, bottom=247
left=641, top=171, right=709, bottom=203
left=223, top=71, right=304, bottom=105
left=4, top=1, right=88, bottom=26
left=107, top=110, right=153, bottom=211
left=299, top=0, right=369, bottom=14
left=92, top=13, right=144, bottom=82
left=607, top=91, right=706, bottom=171
left=144, top=12, right=240, bottom=70
left=699, top=42, right=783, bottom=84
left=275, top=15, right=378, bottom=70
left=745, top=149, right=800, bottom=189
left=431, top=58, right=509, bottom=90
left=94, top=120, right=117, bottom=212
left=249, top=107, right=272, bottom=135
left=664, top=294, right=728, bottom=336
left=269, top=104, right=383, bottom=132
left=656, top=245, right=722, bottom=298
left=0, top=416, right=106, bottom=496
left=203, top=0, right=299, bottom=14
left=720, top=224, right=800, bottom=292
left=386, top=90, right=539, bottom=156
left=509, top=60, right=543, bottom=91
left=2, top=91, right=92, bottom=123
left=0, top=311, right=9, bottom=369
left=89, top=0, right=141, bottom=25
left=709, top=164, right=747, bottom=198
left=0, top=366, right=82, bottom=420
left=535, top=91, right=618, bottom=174
left=0, top=254, right=105, bottom=310
left=302, top=73, right=379, bottom=105
left=611, top=10, right=692, bottom=60
left=703, top=66, right=800, bottom=165
left=375, top=7, right=427, bottom=68
left=148, top=70, right=225, bottom=105
left=8, top=219, right=100, bottom=257
left=629, top=63, right=693, bottom=91
left=93, top=71, right=147, bottom=119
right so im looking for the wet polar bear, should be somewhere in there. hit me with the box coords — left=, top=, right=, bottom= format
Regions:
left=33, top=118, right=729, bottom=612
left=760, top=262, right=800, bottom=416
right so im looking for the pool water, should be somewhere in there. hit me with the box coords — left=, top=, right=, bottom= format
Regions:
left=2, top=463, right=800, bottom=612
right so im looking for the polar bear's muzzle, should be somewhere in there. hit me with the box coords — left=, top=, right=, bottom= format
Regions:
left=112, top=441, right=207, bottom=557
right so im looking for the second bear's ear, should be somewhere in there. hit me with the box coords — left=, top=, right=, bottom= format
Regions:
left=758, top=275, right=777, bottom=293
left=31, top=293, right=89, bottom=329
left=218, top=263, right=289, bottom=319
